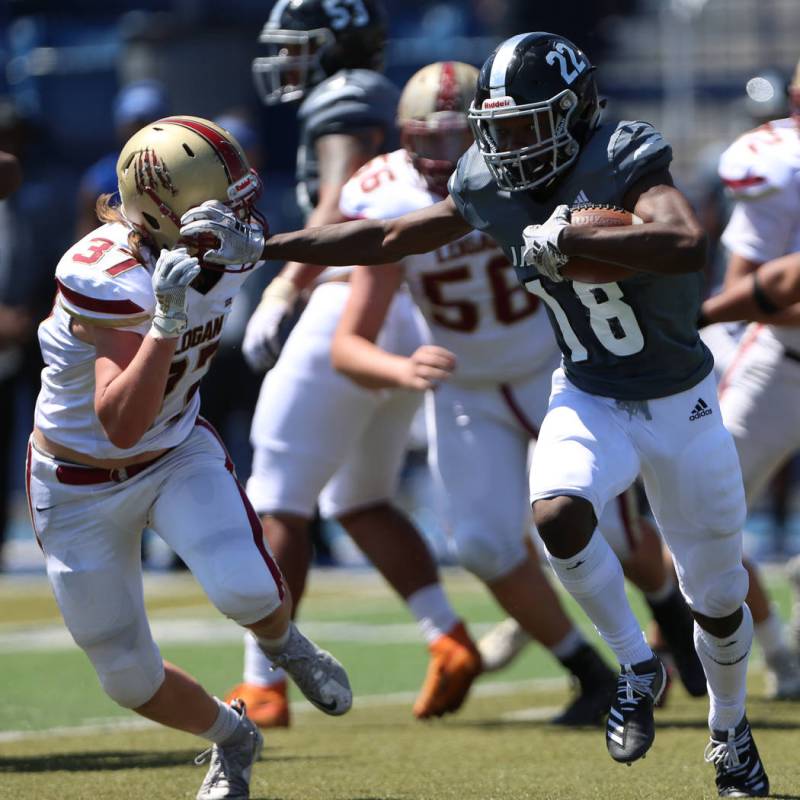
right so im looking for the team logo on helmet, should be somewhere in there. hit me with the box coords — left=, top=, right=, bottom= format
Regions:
left=131, top=148, right=178, bottom=197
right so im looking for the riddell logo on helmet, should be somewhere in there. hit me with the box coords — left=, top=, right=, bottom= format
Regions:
left=228, top=173, right=258, bottom=200
left=482, top=96, right=516, bottom=110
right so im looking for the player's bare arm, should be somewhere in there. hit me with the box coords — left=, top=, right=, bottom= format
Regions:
left=260, top=195, right=472, bottom=266
left=331, top=263, right=456, bottom=391
left=93, top=326, right=177, bottom=449
left=723, top=252, right=761, bottom=290
left=701, top=251, right=800, bottom=326
left=558, top=169, right=707, bottom=275
left=280, top=129, right=384, bottom=291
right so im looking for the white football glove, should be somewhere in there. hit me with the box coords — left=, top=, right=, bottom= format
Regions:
left=179, top=200, right=266, bottom=266
left=241, top=276, right=301, bottom=372
left=521, top=204, right=571, bottom=282
left=150, top=247, right=201, bottom=339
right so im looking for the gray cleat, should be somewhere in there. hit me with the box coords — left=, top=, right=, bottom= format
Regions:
left=763, top=646, right=800, bottom=700
left=196, top=700, right=263, bottom=800
left=270, top=623, right=352, bottom=715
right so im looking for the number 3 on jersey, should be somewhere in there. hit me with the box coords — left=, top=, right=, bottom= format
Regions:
left=526, top=278, right=644, bottom=362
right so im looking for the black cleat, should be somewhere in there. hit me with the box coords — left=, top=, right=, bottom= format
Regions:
left=552, top=643, right=616, bottom=726
left=606, top=655, right=667, bottom=764
left=705, top=716, right=769, bottom=798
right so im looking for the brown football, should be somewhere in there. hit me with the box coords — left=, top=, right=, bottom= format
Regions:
left=561, top=204, right=642, bottom=284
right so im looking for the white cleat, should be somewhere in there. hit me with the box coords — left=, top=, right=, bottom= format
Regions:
left=196, top=701, right=263, bottom=800
left=764, top=647, right=800, bottom=700
left=270, top=623, right=353, bottom=715
left=476, top=617, right=532, bottom=673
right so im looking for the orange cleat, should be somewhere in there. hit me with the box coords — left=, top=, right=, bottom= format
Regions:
left=412, top=621, right=482, bottom=719
left=225, top=680, right=290, bottom=729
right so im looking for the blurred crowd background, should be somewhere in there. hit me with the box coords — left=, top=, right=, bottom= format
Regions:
left=1, top=0, right=799, bottom=571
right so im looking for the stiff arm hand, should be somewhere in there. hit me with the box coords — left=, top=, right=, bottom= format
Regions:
left=180, top=201, right=266, bottom=266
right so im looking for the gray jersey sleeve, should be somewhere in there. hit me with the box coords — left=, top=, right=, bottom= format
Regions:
left=298, top=69, right=400, bottom=144
left=608, top=121, right=673, bottom=195
left=448, top=144, right=494, bottom=232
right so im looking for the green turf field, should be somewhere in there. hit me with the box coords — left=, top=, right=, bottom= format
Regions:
left=1, top=568, right=798, bottom=799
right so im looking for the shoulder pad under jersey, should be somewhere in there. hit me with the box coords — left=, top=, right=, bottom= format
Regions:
left=718, top=120, right=798, bottom=200
left=607, top=120, right=673, bottom=194
left=298, top=69, right=400, bottom=142
left=447, top=143, right=495, bottom=231
left=340, top=150, right=435, bottom=220
left=56, top=224, right=154, bottom=329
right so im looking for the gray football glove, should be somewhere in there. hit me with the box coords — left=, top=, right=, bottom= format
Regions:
left=180, top=200, right=266, bottom=266
left=241, top=277, right=301, bottom=373
left=522, top=204, right=571, bottom=282
left=150, top=247, right=201, bottom=339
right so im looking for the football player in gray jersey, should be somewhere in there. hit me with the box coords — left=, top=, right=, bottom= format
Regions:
left=231, top=0, right=485, bottom=729
left=183, top=31, right=768, bottom=798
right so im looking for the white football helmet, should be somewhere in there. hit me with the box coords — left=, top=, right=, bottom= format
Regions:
left=397, top=61, right=478, bottom=195
left=117, top=115, right=262, bottom=269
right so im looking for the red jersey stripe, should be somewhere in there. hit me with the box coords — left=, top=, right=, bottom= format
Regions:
left=56, top=279, right=145, bottom=315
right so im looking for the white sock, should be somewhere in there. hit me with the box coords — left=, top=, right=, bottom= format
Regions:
left=244, top=630, right=286, bottom=687
left=644, top=572, right=675, bottom=604
left=199, top=697, right=247, bottom=745
left=546, top=531, right=652, bottom=666
left=549, top=626, right=585, bottom=661
left=754, top=605, right=787, bottom=659
left=406, top=583, right=459, bottom=644
left=694, top=604, right=752, bottom=732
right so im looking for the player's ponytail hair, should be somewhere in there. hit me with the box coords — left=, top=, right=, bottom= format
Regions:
left=95, top=193, right=145, bottom=260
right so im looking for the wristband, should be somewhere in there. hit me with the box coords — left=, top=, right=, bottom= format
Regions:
left=752, top=272, right=781, bottom=315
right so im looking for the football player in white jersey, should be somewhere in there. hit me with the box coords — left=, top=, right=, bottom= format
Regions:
left=27, top=117, right=351, bottom=800
left=701, top=64, right=800, bottom=699
left=230, top=0, right=483, bottom=727
left=332, top=61, right=706, bottom=716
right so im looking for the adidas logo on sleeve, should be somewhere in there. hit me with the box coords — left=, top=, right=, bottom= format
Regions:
left=689, top=398, right=712, bottom=421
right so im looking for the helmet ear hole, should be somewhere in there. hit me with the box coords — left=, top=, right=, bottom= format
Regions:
left=142, top=212, right=160, bottom=230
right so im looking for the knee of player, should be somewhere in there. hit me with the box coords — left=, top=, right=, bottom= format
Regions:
left=93, top=639, right=165, bottom=709
left=533, top=495, right=595, bottom=548
left=694, top=565, right=749, bottom=619
left=207, top=572, right=284, bottom=626
left=453, top=525, right=525, bottom=582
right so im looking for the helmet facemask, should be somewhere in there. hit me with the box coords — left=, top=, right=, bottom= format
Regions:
left=469, top=89, right=582, bottom=192
left=252, top=26, right=334, bottom=105
left=402, top=111, right=473, bottom=196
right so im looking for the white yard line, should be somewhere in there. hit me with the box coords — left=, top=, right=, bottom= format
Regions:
left=0, top=619, right=497, bottom=653
left=0, top=677, right=568, bottom=743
